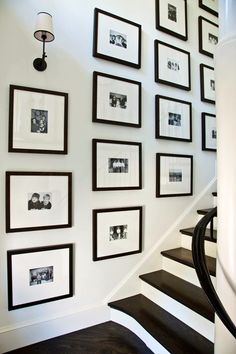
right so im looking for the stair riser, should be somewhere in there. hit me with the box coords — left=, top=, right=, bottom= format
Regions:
left=141, top=281, right=214, bottom=342
left=162, top=257, right=216, bottom=287
left=110, top=308, right=170, bottom=354
left=197, top=215, right=217, bottom=230
left=213, top=196, right=217, bottom=207
left=181, top=235, right=217, bottom=258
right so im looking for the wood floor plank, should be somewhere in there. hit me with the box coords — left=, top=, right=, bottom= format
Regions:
left=5, top=321, right=153, bottom=354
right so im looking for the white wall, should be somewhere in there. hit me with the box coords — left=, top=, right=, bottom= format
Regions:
left=0, top=0, right=216, bottom=351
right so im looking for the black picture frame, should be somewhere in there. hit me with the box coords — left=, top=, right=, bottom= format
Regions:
left=7, top=244, right=73, bottom=310
left=199, top=0, right=218, bottom=17
left=92, top=139, right=142, bottom=191
left=6, top=172, right=72, bottom=233
left=202, top=112, right=217, bottom=151
left=93, top=8, right=142, bottom=68
left=9, top=85, right=68, bottom=154
left=200, top=64, right=215, bottom=104
left=156, top=153, right=193, bottom=197
left=156, top=0, right=188, bottom=41
left=155, top=95, right=192, bottom=142
left=154, top=40, right=191, bottom=91
left=92, top=71, right=142, bottom=128
left=199, top=16, right=218, bottom=58
left=93, top=206, right=142, bottom=261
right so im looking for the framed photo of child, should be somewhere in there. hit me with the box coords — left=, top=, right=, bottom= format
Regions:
left=8, top=85, right=68, bottom=154
left=6, top=172, right=72, bottom=233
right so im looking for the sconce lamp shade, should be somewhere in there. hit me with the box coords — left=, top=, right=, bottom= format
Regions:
left=34, top=12, right=55, bottom=42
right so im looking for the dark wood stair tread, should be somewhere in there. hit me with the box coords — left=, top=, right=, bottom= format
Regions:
left=197, top=208, right=214, bottom=215
left=109, top=294, right=214, bottom=354
left=180, top=227, right=217, bottom=243
left=161, top=247, right=216, bottom=276
left=212, top=192, right=217, bottom=196
left=139, top=270, right=214, bottom=322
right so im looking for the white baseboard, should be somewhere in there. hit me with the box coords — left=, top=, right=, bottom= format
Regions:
left=0, top=304, right=109, bottom=353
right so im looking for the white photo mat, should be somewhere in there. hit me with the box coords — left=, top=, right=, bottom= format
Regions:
left=7, top=173, right=71, bottom=232
left=95, top=73, right=140, bottom=126
left=157, top=96, right=191, bottom=140
left=157, top=0, right=187, bottom=38
left=95, top=208, right=142, bottom=259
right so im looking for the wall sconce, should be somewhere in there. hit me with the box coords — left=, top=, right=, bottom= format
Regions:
left=33, top=12, right=55, bottom=71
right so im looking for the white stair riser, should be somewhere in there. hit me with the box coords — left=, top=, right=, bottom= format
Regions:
left=197, top=215, right=217, bottom=230
left=141, top=281, right=214, bottom=342
left=162, top=257, right=216, bottom=287
left=110, top=308, right=170, bottom=354
left=181, top=235, right=217, bottom=258
left=213, top=196, right=217, bottom=207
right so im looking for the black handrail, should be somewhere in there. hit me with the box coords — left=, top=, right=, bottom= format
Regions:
left=192, top=207, right=236, bottom=339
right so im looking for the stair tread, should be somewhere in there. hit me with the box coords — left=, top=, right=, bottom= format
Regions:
left=197, top=208, right=214, bottom=215
left=140, top=270, right=214, bottom=322
left=161, top=247, right=216, bottom=276
left=212, top=192, right=217, bottom=196
left=180, top=227, right=217, bottom=243
left=109, top=294, right=214, bottom=354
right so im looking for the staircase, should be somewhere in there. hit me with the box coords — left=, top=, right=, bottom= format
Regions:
left=109, top=193, right=217, bottom=354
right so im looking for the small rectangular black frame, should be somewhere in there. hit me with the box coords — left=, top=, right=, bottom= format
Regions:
left=202, top=112, right=217, bottom=151
left=199, top=16, right=218, bottom=58
left=200, top=64, right=215, bottom=104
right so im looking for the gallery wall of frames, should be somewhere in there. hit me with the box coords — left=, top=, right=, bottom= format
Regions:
left=0, top=0, right=217, bottom=349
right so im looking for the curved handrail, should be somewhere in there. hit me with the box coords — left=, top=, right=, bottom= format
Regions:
left=192, top=207, right=236, bottom=339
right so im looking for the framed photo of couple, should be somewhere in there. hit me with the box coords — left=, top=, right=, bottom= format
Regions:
left=7, top=244, right=73, bottom=310
left=93, top=206, right=142, bottom=261
left=93, top=8, right=142, bottom=68
left=8, top=85, right=68, bottom=154
left=6, top=172, right=72, bottom=233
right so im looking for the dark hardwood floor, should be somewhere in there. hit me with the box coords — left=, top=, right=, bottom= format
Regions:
left=5, top=321, right=153, bottom=354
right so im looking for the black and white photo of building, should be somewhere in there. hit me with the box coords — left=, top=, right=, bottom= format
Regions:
left=168, top=112, right=181, bottom=126
left=110, top=92, right=127, bottom=109
left=110, top=29, right=127, bottom=48
left=109, top=224, right=127, bottom=241
left=169, top=169, right=182, bottom=182
left=168, top=3, right=177, bottom=22
left=29, top=266, right=54, bottom=286
left=108, top=158, right=129, bottom=173
left=31, top=109, right=48, bottom=134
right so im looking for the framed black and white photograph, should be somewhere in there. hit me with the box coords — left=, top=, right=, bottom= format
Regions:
left=9, top=85, right=68, bottom=154
left=156, top=153, right=193, bottom=197
left=202, top=113, right=217, bottom=151
left=155, top=40, right=191, bottom=91
left=200, top=64, right=215, bottom=104
left=156, top=0, right=188, bottom=41
left=7, top=244, right=73, bottom=310
left=155, top=95, right=192, bottom=141
left=92, top=139, right=142, bottom=191
left=93, top=206, right=142, bottom=261
left=92, top=71, right=141, bottom=127
left=93, top=8, right=141, bottom=68
left=199, top=16, right=218, bottom=58
left=199, top=0, right=218, bottom=17
left=6, top=172, right=72, bottom=233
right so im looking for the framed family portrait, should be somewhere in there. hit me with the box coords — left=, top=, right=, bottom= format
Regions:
left=155, top=40, right=191, bottom=91
left=92, top=139, right=142, bottom=191
left=199, top=16, right=218, bottom=58
left=93, top=8, right=142, bottom=68
left=7, top=244, right=73, bottom=310
left=6, top=172, right=72, bottom=233
left=199, top=0, right=218, bottom=17
left=156, top=0, right=188, bottom=41
left=155, top=95, right=192, bottom=142
left=156, top=153, right=193, bottom=197
left=200, top=64, right=215, bottom=104
left=92, top=71, right=141, bottom=127
left=9, top=85, right=68, bottom=154
left=202, top=113, right=217, bottom=151
left=93, top=206, right=142, bottom=261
